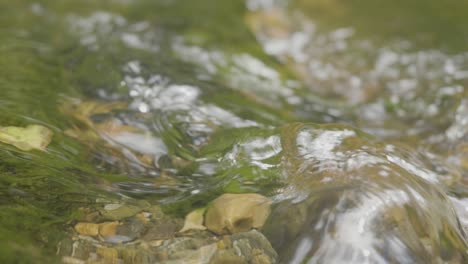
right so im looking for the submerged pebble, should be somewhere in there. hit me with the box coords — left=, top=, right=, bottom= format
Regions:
left=64, top=200, right=278, bottom=263
left=74, top=223, right=100, bottom=237
left=61, top=227, right=277, bottom=264
left=98, top=221, right=119, bottom=239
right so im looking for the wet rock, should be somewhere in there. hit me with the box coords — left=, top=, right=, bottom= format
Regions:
left=205, top=193, right=271, bottom=235
left=120, top=247, right=157, bottom=264
left=113, top=217, right=147, bottom=243
left=59, top=228, right=278, bottom=264
left=95, top=247, right=120, bottom=264
left=73, top=204, right=182, bottom=244
left=98, top=222, right=119, bottom=240
left=141, top=208, right=183, bottom=241
left=101, top=204, right=145, bottom=221
left=104, top=204, right=122, bottom=211
left=155, top=230, right=277, bottom=264
left=146, top=205, right=166, bottom=220
left=156, top=237, right=216, bottom=263
left=210, top=230, right=278, bottom=264
left=75, top=223, right=100, bottom=237
left=161, top=242, right=218, bottom=263
left=135, top=212, right=151, bottom=224
left=77, top=207, right=102, bottom=222
left=57, top=238, right=75, bottom=257
left=262, top=123, right=468, bottom=263
left=70, top=239, right=97, bottom=260
left=142, top=220, right=181, bottom=241
left=209, top=252, right=245, bottom=264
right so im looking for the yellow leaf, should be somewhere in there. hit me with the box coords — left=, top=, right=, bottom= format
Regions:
left=0, top=124, right=53, bottom=151
left=179, top=208, right=207, bottom=233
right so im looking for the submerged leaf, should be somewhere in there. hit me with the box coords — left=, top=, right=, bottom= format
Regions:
left=179, top=208, right=207, bottom=233
left=60, top=99, right=128, bottom=127
left=0, top=125, right=53, bottom=151
left=204, top=193, right=271, bottom=235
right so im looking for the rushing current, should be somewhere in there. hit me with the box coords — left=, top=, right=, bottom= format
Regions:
left=0, top=0, right=467, bottom=263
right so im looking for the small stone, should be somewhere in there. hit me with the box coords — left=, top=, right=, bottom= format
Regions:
left=104, top=204, right=123, bottom=211
left=83, top=212, right=101, bottom=222
left=61, top=256, right=85, bottom=264
left=143, top=220, right=181, bottom=241
left=99, top=221, right=120, bottom=238
left=71, top=239, right=96, bottom=260
left=58, top=237, right=78, bottom=257
left=147, top=205, right=165, bottom=220
left=119, top=248, right=138, bottom=264
left=204, top=193, right=271, bottom=235
left=103, top=235, right=133, bottom=244
left=251, top=253, right=272, bottom=264
left=210, top=251, right=245, bottom=264
left=115, top=217, right=147, bottom=242
left=96, top=198, right=112, bottom=204
left=168, top=243, right=218, bottom=263
left=59, top=229, right=277, bottom=264
left=230, top=230, right=278, bottom=262
left=74, top=222, right=99, bottom=237
left=101, top=204, right=142, bottom=220
left=96, top=247, right=119, bottom=263
left=216, top=236, right=232, bottom=250
left=149, top=240, right=164, bottom=247
left=76, top=207, right=100, bottom=222
left=135, top=212, right=151, bottom=224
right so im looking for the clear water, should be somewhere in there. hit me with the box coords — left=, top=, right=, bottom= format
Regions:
left=0, top=0, right=467, bottom=263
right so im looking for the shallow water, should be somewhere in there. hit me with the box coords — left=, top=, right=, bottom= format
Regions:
left=0, top=0, right=467, bottom=263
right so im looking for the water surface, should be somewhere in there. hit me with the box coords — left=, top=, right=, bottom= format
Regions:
left=0, top=0, right=467, bottom=263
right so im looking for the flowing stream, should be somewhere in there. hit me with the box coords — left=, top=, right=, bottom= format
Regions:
left=0, top=0, right=467, bottom=263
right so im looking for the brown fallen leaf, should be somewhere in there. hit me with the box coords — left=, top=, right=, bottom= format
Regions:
left=204, top=193, right=271, bottom=235
left=179, top=208, right=207, bottom=233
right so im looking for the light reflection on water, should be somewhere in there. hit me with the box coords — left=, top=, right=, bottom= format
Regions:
left=243, top=5, right=468, bottom=260
left=68, top=11, right=160, bottom=52
left=173, top=38, right=304, bottom=107
left=61, top=2, right=468, bottom=263
left=247, top=2, right=468, bottom=147
left=264, top=123, right=467, bottom=263
left=63, top=3, right=468, bottom=262
left=1, top=0, right=467, bottom=262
